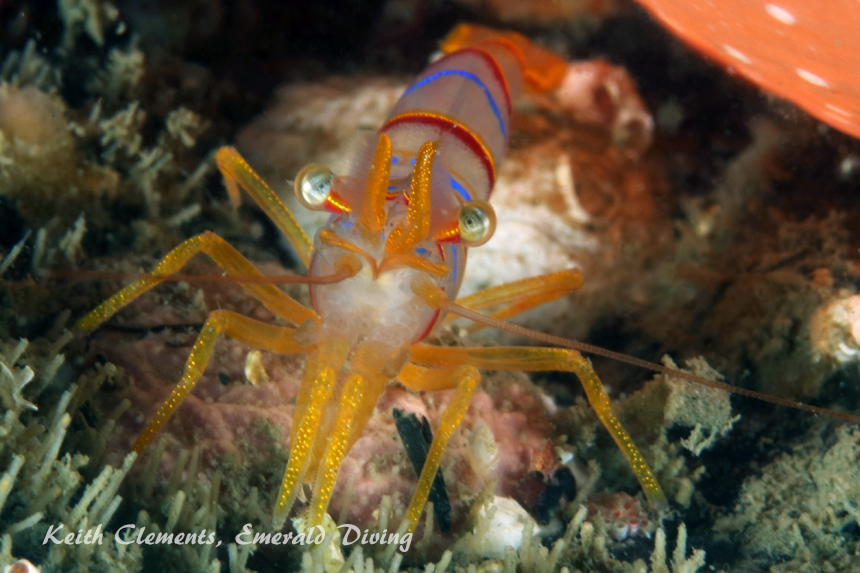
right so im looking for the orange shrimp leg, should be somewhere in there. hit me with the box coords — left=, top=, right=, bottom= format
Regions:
left=412, top=277, right=666, bottom=508
left=306, top=343, right=390, bottom=528
left=395, top=364, right=481, bottom=533
left=273, top=337, right=351, bottom=529
left=215, top=147, right=314, bottom=267
left=132, top=310, right=310, bottom=454
left=444, top=268, right=584, bottom=331
left=76, top=230, right=318, bottom=333
left=409, top=344, right=667, bottom=509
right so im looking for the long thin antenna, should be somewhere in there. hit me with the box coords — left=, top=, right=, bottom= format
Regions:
left=442, top=298, right=860, bottom=425
left=47, top=267, right=355, bottom=286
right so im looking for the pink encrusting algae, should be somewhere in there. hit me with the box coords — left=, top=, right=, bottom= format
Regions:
left=632, top=0, right=860, bottom=140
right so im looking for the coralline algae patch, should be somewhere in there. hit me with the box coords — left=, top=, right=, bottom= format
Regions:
left=85, top=265, right=559, bottom=551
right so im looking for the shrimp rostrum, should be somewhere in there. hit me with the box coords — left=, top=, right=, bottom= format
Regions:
left=77, top=24, right=670, bottom=535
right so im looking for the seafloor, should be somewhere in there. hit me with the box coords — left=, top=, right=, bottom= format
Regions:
left=2, top=1, right=860, bottom=572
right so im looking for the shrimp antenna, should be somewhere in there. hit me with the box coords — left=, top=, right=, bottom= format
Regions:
left=440, top=297, right=860, bottom=425
left=47, top=264, right=358, bottom=286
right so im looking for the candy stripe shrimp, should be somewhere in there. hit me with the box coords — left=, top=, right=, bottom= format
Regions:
left=74, top=23, right=860, bottom=536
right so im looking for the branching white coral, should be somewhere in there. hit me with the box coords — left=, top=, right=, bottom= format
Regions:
left=87, top=43, right=144, bottom=103
left=57, top=215, right=87, bottom=263
left=0, top=341, right=35, bottom=414
left=131, top=147, right=172, bottom=218
left=99, top=102, right=145, bottom=161
left=165, top=108, right=209, bottom=149
left=650, top=525, right=706, bottom=573
left=58, top=0, right=119, bottom=50
left=0, top=332, right=143, bottom=572
left=0, top=232, right=31, bottom=279
left=0, top=41, right=60, bottom=89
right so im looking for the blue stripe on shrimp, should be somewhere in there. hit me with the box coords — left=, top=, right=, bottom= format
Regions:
left=449, top=176, right=472, bottom=202
left=402, top=70, right=507, bottom=138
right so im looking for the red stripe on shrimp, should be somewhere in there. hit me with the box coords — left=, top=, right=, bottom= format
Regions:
left=382, top=111, right=496, bottom=188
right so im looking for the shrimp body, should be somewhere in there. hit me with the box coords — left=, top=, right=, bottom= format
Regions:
left=307, top=24, right=568, bottom=346
left=286, top=24, right=573, bottom=526
left=77, top=24, right=665, bottom=539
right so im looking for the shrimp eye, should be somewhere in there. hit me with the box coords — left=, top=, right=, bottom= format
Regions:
left=295, top=163, right=334, bottom=210
left=458, top=200, right=496, bottom=247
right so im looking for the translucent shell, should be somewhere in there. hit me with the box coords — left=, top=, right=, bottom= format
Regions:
left=458, top=200, right=496, bottom=247
left=295, top=163, right=335, bottom=210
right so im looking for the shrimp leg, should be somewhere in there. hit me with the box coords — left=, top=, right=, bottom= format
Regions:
left=395, top=364, right=481, bottom=533
left=306, top=342, right=390, bottom=528
left=132, top=311, right=310, bottom=454
left=274, top=337, right=350, bottom=529
left=408, top=344, right=667, bottom=508
left=216, top=147, right=314, bottom=267
left=444, top=268, right=583, bottom=331
left=76, top=230, right=317, bottom=333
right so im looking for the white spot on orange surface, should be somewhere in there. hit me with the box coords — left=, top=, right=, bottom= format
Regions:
left=764, top=3, right=796, bottom=25
left=722, top=43, right=752, bottom=64
left=826, top=103, right=851, bottom=117
left=796, top=68, right=829, bottom=87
